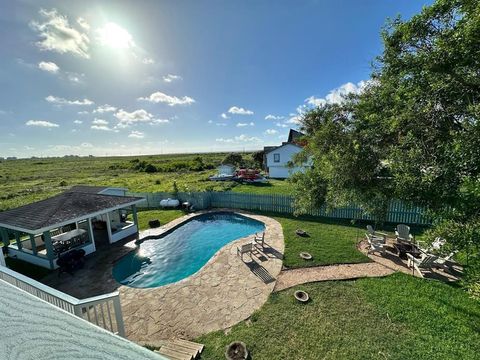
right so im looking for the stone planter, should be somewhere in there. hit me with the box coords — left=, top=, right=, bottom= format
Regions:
left=225, top=341, right=248, bottom=360
left=295, top=229, right=308, bottom=237
left=299, top=252, right=312, bottom=260
left=148, top=219, right=160, bottom=228
left=294, top=290, right=310, bottom=303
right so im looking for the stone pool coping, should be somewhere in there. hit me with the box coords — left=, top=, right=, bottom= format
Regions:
left=120, top=209, right=285, bottom=343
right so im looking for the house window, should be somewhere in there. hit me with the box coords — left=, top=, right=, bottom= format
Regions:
left=274, top=154, right=280, bottom=163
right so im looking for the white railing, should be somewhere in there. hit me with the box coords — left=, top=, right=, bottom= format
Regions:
left=0, top=266, right=125, bottom=337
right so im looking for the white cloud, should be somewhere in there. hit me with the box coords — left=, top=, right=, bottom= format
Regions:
left=93, top=104, right=117, bottom=113
left=142, top=57, right=155, bottom=64
left=216, top=134, right=261, bottom=143
left=46, top=95, right=94, bottom=105
left=276, top=122, right=289, bottom=128
left=265, top=129, right=278, bottom=135
left=128, top=130, right=145, bottom=139
left=150, top=119, right=170, bottom=125
left=91, top=125, right=116, bottom=131
left=26, top=120, right=59, bottom=128
left=114, top=109, right=154, bottom=127
left=38, top=61, right=59, bottom=73
left=236, top=122, right=255, bottom=127
left=220, top=113, right=229, bottom=119
left=138, top=91, right=195, bottom=106
left=66, top=72, right=85, bottom=84
left=265, top=114, right=284, bottom=120
left=305, top=80, right=369, bottom=108
left=76, top=17, right=90, bottom=31
left=208, top=120, right=213, bottom=124
left=228, top=106, right=254, bottom=115
left=216, top=123, right=227, bottom=126
left=73, top=120, right=83, bottom=124
left=30, top=9, right=90, bottom=58
left=92, top=118, right=109, bottom=125
left=286, top=114, right=302, bottom=125
left=163, top=74, right=182, bottom=82
left=77, top=111, right=89, bottom=115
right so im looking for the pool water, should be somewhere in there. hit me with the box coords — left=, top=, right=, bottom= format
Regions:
left=113, top=212, right=265, bottom=288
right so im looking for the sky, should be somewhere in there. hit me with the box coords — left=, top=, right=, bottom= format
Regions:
left=0, top=0, right=433, bottom=158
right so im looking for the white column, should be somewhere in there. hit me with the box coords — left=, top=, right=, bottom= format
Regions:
left=87, top=218, right=96, bottom=252
left=105, top=213, right=113, bottom=244
left=0, top=252, right=6, bottom=267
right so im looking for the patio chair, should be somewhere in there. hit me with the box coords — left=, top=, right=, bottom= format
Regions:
left=367, top=235, right=386, bottom=255
left=395, top=224, right=413, bottom=244
left=254, top=232, right=265, bottom=249
left=366, top=225, right=387, bottom=243
left=434, top=251, right=458, bottom=271
left=237, top=243, right=255, bottom=261
left=406, top=253, right=437, bottom=278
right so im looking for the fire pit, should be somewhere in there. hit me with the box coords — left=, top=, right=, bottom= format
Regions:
left=299, top=252, right=313, bottom=260
left=294, top=290, right=310, bottom=303
left=225, top=341, right=248, bottom=360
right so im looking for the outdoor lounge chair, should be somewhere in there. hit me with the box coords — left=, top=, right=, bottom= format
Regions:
left=254, top=232, right=265, bottom=249
left=237, top=243, right=255, bottom=261
left=395, top=224, right=413, bottom=244
left=366, top=225, right=387, bottom=243
left=418, top=236, right=447, bottom=253
left=434, top=251, right=458, bottom=271
left=367, top=235, right=386, bottom=255
left=406, top=253, right=437, bottom=278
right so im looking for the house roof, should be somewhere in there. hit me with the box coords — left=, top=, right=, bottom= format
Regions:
left=287, top=129, right=305, bottom=143
left=0, top=188, right=144, bottom=233
left=264, top=142, right=303, bottom=155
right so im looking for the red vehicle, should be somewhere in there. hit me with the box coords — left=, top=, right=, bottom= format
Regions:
left=234, top=169, right=267, bottom=183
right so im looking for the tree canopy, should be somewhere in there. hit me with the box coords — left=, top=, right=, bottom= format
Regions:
left=292, top=0, right=480, bottom=280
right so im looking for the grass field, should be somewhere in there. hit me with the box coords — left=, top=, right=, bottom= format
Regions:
left=197, top=273, right=480, bottom=360
left=0, top=153, right=293, bottom=210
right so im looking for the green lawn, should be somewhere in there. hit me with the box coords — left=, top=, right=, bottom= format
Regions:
left=269, top=214, right=370, bottom=268
left=231, top=179, right=293, bottom=195
left=197, top=273, right=480, bottom=360
left=135, top=209, right=185, bottom=230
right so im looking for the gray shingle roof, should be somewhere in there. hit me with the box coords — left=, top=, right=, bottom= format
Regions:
left=0, top=190, right=144, bottom=232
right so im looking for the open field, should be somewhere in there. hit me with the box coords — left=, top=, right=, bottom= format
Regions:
left=0, top=153, right=293, bottom=210
left=197, top=273, right=480, bottom=360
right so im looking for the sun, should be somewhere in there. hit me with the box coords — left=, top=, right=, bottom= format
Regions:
left=97, top=22, right=133, bottom=49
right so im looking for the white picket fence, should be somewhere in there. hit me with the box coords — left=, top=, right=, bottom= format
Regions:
left=128, top=191, right=431, bottom=225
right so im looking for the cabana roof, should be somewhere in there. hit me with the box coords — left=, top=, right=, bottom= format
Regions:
left=0, top=188, right=144, bottom=233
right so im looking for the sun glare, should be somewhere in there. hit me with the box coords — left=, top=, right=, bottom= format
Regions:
left=97, top=22, right=133, bottom=49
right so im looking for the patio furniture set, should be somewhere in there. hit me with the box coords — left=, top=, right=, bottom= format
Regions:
left=366, top=224, right=457, bottom=278
left=237, top=232, right=265, bottom=260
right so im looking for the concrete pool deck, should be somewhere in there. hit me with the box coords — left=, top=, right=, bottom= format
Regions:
left=41, top=210, right=284, bottom=343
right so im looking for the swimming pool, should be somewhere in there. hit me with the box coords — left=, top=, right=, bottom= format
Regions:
left=113, top=212, right=265, bottom=288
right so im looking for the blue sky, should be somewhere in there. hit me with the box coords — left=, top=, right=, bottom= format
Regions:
left=0, top=0, right=432, bottom=158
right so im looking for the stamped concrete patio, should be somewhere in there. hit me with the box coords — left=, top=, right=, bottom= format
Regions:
left=41, top=210, right=284, bottom=343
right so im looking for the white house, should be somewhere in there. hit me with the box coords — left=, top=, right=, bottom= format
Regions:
left=263, top=129, right=309, bottom=179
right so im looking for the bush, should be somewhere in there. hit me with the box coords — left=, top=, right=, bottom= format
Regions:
left=144, top=164, right=158, bottom=173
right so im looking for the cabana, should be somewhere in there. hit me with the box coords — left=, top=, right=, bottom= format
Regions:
left=0, top=186, right=145, bottom=269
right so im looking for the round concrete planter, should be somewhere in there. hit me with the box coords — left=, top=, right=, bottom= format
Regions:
left=294, top=290, right=310, bottom=303
left=225, top=341, right=248, bottom=360
left=299, top=252, right=313, bottom=260
left=295, top=229, right=308, bottom=237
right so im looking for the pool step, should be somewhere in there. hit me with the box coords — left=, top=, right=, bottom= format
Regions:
left=155, top=339, right=204, bottom=360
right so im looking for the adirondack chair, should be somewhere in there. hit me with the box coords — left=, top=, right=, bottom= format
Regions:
left=395, top=224, right=413, bottom=244
left=254, top=232, right=265, bottom=249
left=237, top=243, right=255, bottom=261
left=434, top=251, right=458, bottom=271
left=366, top=225, right=387, bottom=243
left=418, top=237, right=447, bottom=253
left=367, top=235, right=386, bottom=255
left=406, top=253, right=437, bottom=278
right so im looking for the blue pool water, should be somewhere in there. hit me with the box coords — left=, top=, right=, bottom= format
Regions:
left=113, top=212, right=265, bottom=288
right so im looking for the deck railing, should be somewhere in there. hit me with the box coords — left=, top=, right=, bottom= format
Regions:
left=0, top=266, right=125, bottom=337
left=127, top=190, right=431, bottom=225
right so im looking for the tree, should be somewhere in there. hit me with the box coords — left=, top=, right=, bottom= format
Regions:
left=222, top=153, right=243, bottom=167
left=293, top=0, right=480, bottom=294
left=252, top=150, right=265, bottom=169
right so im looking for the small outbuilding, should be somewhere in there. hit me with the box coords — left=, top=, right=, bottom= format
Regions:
left=0, top=186, right=144, bottom=269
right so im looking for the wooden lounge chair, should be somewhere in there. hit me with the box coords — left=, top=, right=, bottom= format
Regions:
left=366, top=225, right=387, bottom=243
left=237, top=243, right=255, bottom=261
left=434, top=251, right=458, bottom=271
left=406, top=253, right=437, bottom=278
left=395, top=224, right=413, bottom=244
left=254, top=232, right=265, bottom=249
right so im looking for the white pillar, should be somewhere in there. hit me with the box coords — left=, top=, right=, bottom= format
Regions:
left=0, top=253, right=6, bottom=267
left=105, top=213, right=113, bottom=244
left=87, top=218, right=96, bottom=252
